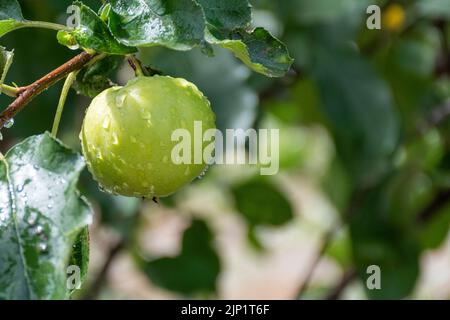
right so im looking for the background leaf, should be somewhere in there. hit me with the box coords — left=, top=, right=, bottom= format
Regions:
left=140, top=219, right=220, bottom=296
left=231, top=177, right=294, bottom=227
left=311, top=45, right=400, bottom=185
left=0, top=133, right=92, bottom=299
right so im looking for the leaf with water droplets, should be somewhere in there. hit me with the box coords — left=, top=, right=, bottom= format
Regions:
left=0, top=132, right=92, bottom=299
left=206, top=28, right=293, bottom=78
left=71, top=1, right=136, bottom=55
left=108, top=0, right=205, bottom=50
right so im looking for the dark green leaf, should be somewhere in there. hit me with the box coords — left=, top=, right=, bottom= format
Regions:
left=0, top=133, right=92, bottom=299
left=68, top=226, right=89, bottom=294
left=419, top=203, right=450, bottom=249
left=108, top=0, right=205, bottom=50
left=231, top=177, right=294, bottom=226
left=196, top=0, right=251, bottom=31
left=207, top=27, right=293, bottom=77
left=312, top=46, right=400, bottom=185
left=73, top=55, right=124, bottom=98
left=0, top=0, right=25, bottom=38
left=350, top=183, right=420, bottom=299
left=141, top=219, right=220, bottom=295
left=72, top=2, right=136, bottom=55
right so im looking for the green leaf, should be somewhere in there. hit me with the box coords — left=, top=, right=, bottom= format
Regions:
left=141, top=219, right=220, bottom=295
left=0, top=46, right=14, bottom=91
left=0, top=133, right=92, bottom=299
left=196, top=0, right=251, bottom=31
left=207, top=27, right=294, bottom=77
left=231, top=177, right=294, bottom=226
left=350, top=183, right=421, bottom=299
left=0, top=0, right=25, bottom=38
left=73, top=55, right=124, bottom=98
left=72, top=2, right=136, bottom=55
left=68, top=227, right=89, bottom=294
left=311, top=46, right=400, bottom=185
left=108, top=0, right=205, bottom=50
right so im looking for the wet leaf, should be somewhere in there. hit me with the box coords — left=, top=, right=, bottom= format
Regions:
left=0, top=133, right=92, bottom=299
left=108, top=0, right=205, bottom=50
left=72, top=1, right=136, bottom=55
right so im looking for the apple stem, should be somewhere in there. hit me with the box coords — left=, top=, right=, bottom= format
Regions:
left=51, top=71, right=79, bottom=138
left=127, top=55, right=149, bottom=77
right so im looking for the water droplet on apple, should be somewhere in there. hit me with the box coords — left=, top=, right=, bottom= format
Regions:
left=102, top=116, right=111, bottom=129
left=112, top=132, right=119, bottom=145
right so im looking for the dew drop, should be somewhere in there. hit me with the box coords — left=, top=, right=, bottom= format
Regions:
left=35, top=225, right=44, bottom=235
left=96, top=150, right=103, bottom=160
left=47, top=204, right=53, bottom=209
left=102, top=116, right=111, bottom=129
left=3, top=118, right=14, bottom=129
left=115, top=93, right=126, bottom=107
left=38, top=243, right=48, bottom=252
left=112, top=132, right=119, bottom=145
left=16, top=185, right=24, bottom=193
left=27, top=213, right=37, bottom=225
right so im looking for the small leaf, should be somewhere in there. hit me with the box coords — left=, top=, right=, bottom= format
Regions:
left=108, top=0, right=206, bottom=50
left=0, top=0, right=25, bottom=38
left=207, top=27, right=293, bottom=77
left=0, top=46, right=14, bottom=91
left=73, top=55, right=124, bottom=98
left=68, top=227, right=89, bottom=295
left=0, top=133, right=92, bottom=299
left=72, top=2, right=136, bottom=55
left=231, top=177, right=294, bottom=227
left=141, top=219, right=220, bottom=295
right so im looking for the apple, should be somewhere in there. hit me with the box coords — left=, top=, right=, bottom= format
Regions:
left=80, top=76, right=216, bottom=197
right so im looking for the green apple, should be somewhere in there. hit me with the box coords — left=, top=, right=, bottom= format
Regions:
left=80, top=76, right=216, bottom=197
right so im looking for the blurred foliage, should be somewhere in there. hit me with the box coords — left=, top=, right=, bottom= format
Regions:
left=1, top=0, right=450, bottom=300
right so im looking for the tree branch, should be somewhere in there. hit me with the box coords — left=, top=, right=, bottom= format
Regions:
left=325, top=269, right=357, bottom=300
left=417, top=189, right=450, bottom=224
left=0, top=51, right=96, bottom=128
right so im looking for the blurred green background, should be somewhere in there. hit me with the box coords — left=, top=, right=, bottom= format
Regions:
left=1, top=0, right=450, bottom=299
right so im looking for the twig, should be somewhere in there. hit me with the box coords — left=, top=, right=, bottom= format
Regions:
left=417, top=189, right=450, bottom=224
left=296, top=226, right=340, bottom=298
left=296, top=188, right=367, bottom=299
left=82, top=239, right=125, bottom=300
left=0, top=51, right=96, bottom=128
left=325, top=269, right=357, bottom=300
